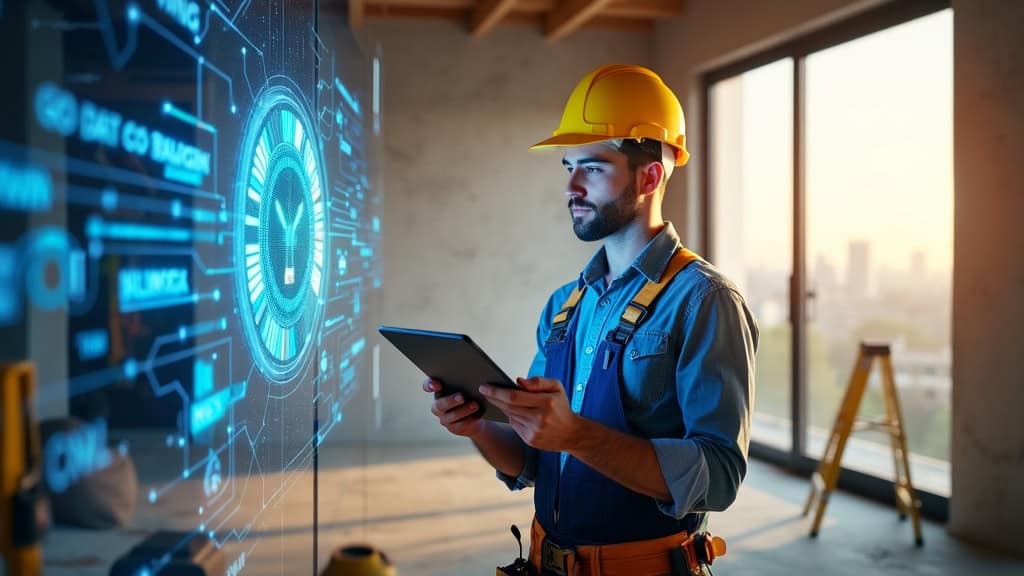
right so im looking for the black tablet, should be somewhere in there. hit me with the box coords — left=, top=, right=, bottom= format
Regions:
left=378, top=326, right=518, bottom=423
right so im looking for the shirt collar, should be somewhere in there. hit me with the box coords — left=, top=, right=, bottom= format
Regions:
left=578, top=222, right=683, bottom=287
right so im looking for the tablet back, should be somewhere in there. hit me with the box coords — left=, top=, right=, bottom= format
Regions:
left=378, top=326, right=517, bottom=423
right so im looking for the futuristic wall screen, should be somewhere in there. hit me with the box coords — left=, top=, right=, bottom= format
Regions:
left=0, top=1, right=381, bottom=573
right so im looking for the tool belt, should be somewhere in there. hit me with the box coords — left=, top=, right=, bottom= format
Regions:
left=528, top=517, right=726, bottom=576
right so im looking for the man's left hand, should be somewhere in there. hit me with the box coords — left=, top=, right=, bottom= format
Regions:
left=480, top=377, right=580, bottom=452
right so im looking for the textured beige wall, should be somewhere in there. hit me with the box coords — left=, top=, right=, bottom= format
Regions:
left=949, top=0, right=1024, bottom=555
left=363, top=20, right=652, bottom=442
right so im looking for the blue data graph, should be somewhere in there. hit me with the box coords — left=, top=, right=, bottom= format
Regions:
left=0, top=1, right=381, bottom=574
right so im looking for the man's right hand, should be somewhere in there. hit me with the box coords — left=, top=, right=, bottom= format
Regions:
left=424, top=379, right=487, bottom=437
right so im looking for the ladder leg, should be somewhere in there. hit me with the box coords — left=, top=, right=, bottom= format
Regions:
left=808, top=350, right=872, bottom=537
left=880, top=355, right=924, bottom=547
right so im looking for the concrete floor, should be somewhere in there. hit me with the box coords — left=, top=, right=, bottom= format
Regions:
left=35, top=442, right=1024, bottom=575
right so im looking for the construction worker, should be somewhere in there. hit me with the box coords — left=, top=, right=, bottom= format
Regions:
left=423, top=64, right=757, bottom=576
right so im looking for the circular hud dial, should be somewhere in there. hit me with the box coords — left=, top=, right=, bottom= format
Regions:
left=234, top=85, right=327, bottom=383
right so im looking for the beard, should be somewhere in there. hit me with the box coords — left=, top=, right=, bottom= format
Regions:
left=569, top=180, right=639, bottom=242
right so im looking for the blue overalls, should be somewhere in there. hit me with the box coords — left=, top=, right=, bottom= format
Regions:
left=533, top=250, right=705, bottom=547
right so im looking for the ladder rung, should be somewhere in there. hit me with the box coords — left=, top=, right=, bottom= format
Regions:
left=851, top=419, right=900, bottom=434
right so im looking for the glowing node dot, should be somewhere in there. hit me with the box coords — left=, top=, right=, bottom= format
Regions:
left=231, top=104, right=237, bottom=114
left=212, top=353, right=218, bottom=361
left=241, top=47, right=247, bottom=55
left=199, top=523, right=205, bottom=531
left=219, top=317, right=227, bottom=330
left=198, top=56, right=204, bottom=65
left=208, top=530, right=214, bottom=539
left=178, top=326, right=187, bottom=340
left=162, top=101, right=170, bottom=114
left=124, top=359, right=139, bottom=379
left=193, top=35, right=200, bottom=45
left=177, top=437, right=185, bottom=448
left=148, top=490, right=157, bottom=503
left=213, top=289, right=221, bottom=302
left=183, top=469, right=190, bottom=479
left=198, top=506, right=204, bottom=515
left=127, top=5, right=139, bottom=21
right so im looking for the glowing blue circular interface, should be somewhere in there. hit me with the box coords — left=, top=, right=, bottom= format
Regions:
left=234, top=86, right=327, bottom=382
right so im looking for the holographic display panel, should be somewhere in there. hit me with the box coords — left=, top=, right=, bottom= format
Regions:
left=0, top=1, right=381, bottom=574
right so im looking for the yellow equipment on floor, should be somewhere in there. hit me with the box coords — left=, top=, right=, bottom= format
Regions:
left=802, top=342, right=923, bottom=546
left=321, top=545, right=397, bottom=576
left=1, top=362, right=49, bottom=576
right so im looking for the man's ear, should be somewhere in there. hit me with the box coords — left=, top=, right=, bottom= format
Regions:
left=636, top=161, right=666, bottom=197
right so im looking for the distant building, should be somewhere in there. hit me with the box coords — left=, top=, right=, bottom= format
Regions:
left=848, top=240, right=870, bottom=299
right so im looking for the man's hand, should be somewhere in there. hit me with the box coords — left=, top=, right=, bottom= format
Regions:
left=480, top=377, right=581, bottom=452
left=424, top=379, right=486, bottom=438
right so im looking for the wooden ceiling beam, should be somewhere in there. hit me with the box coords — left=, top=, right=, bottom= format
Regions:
left=604, top=0, right=683, bottom=19
left=544, top=0, right=615, bottom=41
left=349, top=0, right=366, bottom=29
left=470, top=0, right=520, bottom=38
left=366, top=0, right=474, bottom=8
left=364, top=4, right=467, bottom=21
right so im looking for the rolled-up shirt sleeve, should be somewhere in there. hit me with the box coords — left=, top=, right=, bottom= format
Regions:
left=496, top=445, right=538, bottom=490
left=653, top=286, right=758, bottom=518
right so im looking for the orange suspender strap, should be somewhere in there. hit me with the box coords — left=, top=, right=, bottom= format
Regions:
left=548, top=246, right=702, bottom=345
left=546, top=284, right=585, bottom=344
left=608, top=247, right=701, bottom=348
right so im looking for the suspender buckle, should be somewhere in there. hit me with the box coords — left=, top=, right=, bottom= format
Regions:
left=607, top=302, right=649, bottom=346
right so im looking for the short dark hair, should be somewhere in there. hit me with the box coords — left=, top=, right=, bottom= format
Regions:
left=616, top=138, right=664, bottom=171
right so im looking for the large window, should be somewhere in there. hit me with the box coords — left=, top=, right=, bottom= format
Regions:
left=710, top=60, right=794, bottom=451
left=705, top=1, right=953, bottom=508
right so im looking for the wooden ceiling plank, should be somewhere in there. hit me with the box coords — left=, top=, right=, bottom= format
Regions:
left=604, top=0, right=683, bottom=19
left=366, top=0, right=474, bottom=8
left=545, top=0, right=616, bottom=41
left=350, top=0, right=366, bottom=29
left=365, top=5, right=469, bottom=21
left=470, top=0, right=520, bottom=38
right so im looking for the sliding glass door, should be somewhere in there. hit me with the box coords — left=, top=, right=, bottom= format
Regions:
left=705, top=1, right=953, bottom=506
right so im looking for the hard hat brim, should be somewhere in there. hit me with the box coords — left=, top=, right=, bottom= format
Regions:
left=529, top=133, right=689, bottom=167
left=529, top=133, right=620, bottom=151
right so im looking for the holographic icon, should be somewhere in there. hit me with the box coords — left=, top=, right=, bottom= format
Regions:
left=203, top=449, right=223, bottom=498
left=274, top=199, right=304, bottom=286
left=233, top=83, right=328, bottom=383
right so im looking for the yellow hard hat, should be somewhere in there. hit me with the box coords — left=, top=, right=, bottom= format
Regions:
left=530, top=64, right=689, bottom=166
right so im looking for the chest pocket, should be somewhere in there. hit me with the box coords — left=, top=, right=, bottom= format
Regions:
left=620, top=330, right=673, bottom=406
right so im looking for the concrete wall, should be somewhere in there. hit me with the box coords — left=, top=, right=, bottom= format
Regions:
left=361, top=20, right=651, bottom=442
left=949, top=0, right=1024, bottom=555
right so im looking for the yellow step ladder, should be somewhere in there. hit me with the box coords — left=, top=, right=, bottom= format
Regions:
left=802, top=342, right=924, bottom=546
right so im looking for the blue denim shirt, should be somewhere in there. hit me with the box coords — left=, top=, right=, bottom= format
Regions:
left=498, top=223, right=758, bottom=519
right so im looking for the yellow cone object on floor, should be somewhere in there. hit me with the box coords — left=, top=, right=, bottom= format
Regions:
left=321, top=545, right=397, bottom=576
left=529, top=64, right=689, bottom=166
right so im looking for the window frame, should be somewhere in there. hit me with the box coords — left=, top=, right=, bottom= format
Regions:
left=699, top=0, right=953, bottom=521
